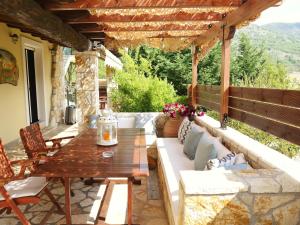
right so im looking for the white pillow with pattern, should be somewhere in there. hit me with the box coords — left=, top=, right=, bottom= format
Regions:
left=206, top=153, right=236, bottom=170
left=178, top=117, right=192, bottom=144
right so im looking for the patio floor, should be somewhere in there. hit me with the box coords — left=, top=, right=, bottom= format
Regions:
left=1, top=124, right=168, bottom=225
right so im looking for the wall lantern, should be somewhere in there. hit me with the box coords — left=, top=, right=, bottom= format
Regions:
left=49, top=47, right=56, bottom=56
left=9, top=33, right=19, bottom=44
left=97, top=109, right=118, bottom=146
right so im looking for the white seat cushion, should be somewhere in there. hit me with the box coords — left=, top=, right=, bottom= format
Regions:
left=0, top=177, right=47, bottom=201
left=157, top=138, right=194, bottom=225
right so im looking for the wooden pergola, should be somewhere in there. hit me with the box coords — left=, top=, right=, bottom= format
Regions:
left=2, top=0, right=298, bottom=147
left=0, top=0, right=280, bottom=51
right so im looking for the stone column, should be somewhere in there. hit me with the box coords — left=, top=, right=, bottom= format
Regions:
left=75, top=51, right=100, bottom=130
left=49, top=45, right=66, bottom=127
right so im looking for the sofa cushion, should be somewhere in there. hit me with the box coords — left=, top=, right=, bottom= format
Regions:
left=194, top=132, right=218, bottom=170
left=183, top=125, right=206, bottom=160
left=157, top=138, right=194, bottom=224
left=178, top=117, right=192, bottom=144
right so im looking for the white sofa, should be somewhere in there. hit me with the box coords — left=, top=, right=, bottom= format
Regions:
left=156, top=138, right=193, bottom=224
left=157, top=115, right=300, bottom=225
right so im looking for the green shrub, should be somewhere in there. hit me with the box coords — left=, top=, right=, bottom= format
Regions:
left=111, top=51, right=177, bottom=112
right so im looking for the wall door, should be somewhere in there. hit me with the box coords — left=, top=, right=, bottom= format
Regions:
left=25, top=48, right=39, bottom=124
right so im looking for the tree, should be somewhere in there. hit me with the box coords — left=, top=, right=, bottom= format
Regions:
left=111, top=50, right=177, bottom=112
left=129, top=46, right=192, bottom=95
left=198, top=42, right=222, bottom=85
left=231, top=33, right=266, bottom=85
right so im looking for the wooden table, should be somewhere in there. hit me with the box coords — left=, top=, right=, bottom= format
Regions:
left=32, top=128, right=149, bottom=225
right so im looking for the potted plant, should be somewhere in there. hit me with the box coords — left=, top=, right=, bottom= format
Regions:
left=184, top=105, right=205, bottom=121
left=154, top=103, right=205, bottom=137
left=161, top=103, right=187, bottom=137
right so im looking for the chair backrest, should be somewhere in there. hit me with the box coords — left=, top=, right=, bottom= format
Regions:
left=19, top=123, right=47, bottom=159
left=0, top=139, right=14, bottom=181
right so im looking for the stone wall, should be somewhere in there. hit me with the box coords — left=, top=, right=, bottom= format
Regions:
left=49, top=45, right=65, bottom=126
left=75, top=51, right=100, bottom=131
left=179, top=169, right=300, bottom=225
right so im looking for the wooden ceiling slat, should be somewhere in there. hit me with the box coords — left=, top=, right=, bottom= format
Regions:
left=66, top=12, right=223, bottom=24
left=43, top=0, right=243, bottom=10
left=77, top=24, right=210, bottom=32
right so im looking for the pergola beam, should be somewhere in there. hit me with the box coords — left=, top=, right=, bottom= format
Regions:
left=66, top=12, right=223, bottom=24
left=0, top=0, right=91, bottom=51
left=191, top=45, right=200, bottom=106
left=197, top=0, right=281, bottom=45
left=78, top=24, right=210, bottom=32
left=43, top=0, right=243, bottom=10
left=219, top=26, right=235, bottom=128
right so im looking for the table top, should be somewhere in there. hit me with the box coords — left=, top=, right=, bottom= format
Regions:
left=32, top=128, right=149, bottom=178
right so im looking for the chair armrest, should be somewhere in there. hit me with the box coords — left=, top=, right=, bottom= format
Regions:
left=10, top=157, right=48, bottom=178
left=45, top=135, right=75, bottom=149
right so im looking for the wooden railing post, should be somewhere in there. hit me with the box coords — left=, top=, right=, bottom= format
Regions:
left=220, top=26, right=235, bottom=128
left=191, top=45, right=200, bottom=106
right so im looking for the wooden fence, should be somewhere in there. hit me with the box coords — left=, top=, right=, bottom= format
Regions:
left=195, top=85, right=300, bottom=146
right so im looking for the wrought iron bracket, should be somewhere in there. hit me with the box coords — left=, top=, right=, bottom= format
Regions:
left=221, top=113, right=228, bottom=130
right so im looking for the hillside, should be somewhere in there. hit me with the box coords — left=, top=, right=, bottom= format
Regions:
left=235, top=23, right=300, bottom=73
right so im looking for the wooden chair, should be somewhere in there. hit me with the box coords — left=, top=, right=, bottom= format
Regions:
left=0, top=139, right=63, bottom=225
left=19, top=123, right=74, bottom=159
left=19, top=123, right=75, bottom=196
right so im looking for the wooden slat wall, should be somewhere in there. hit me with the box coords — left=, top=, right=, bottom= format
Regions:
left=228, top=107, right=300, bottom=145
left=196, top=85, right=220, bottom=111
left=230, top=87, right=300, bottom=108
left=195, top=85, right=300, bottom=146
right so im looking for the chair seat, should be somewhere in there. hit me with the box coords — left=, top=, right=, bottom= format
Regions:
left=0, top=177, right=47, bottom=201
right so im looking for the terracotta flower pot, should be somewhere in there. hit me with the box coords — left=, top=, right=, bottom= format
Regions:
left=162, top=116, right=184, bottom=137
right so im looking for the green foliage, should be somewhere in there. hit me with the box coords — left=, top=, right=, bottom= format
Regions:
left=206, top=111, right=300, bottom=158
left=98, top=59, right=105, bottom=79
left=65, top=62, right=76, bottom=105
left=241, top=58, right=294, bottom=89
left=198, top=42, right=222, bottom=85
left=231, top=33, right=266, bottom=84
left=111, top=50, right=177, bottom=112
left=236, top=23, right=300, bottom=72
left=129, top=46, right=192, bottom=95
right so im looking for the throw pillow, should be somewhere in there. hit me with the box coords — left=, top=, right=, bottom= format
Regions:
left=183, top=125, right=206, bottom=160
left=178, top=117, right=192, bottom=144
left=234, top=153, right=247, bottom=164
left=224, top=163, right=250, bottom=170
left=206, top=152, right=252, bottom=171
left=194, top=132, right=218, bottom=170
left=214, top=140, right=232, bottom=159
left=206, top=153, right=236, bottom=170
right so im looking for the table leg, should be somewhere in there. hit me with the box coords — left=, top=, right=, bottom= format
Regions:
left=127, top=177, right=133, bottom=225
left=64, top=177, right=72, bottom=225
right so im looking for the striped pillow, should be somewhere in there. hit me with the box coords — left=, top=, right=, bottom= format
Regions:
left=178, top=117, right=192, bottom=144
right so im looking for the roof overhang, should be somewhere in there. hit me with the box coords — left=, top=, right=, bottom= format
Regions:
left=0, top=0, right=281, bottom=56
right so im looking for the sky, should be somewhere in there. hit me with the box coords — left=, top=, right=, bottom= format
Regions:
left=253, top=0, right=300, bottom=25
